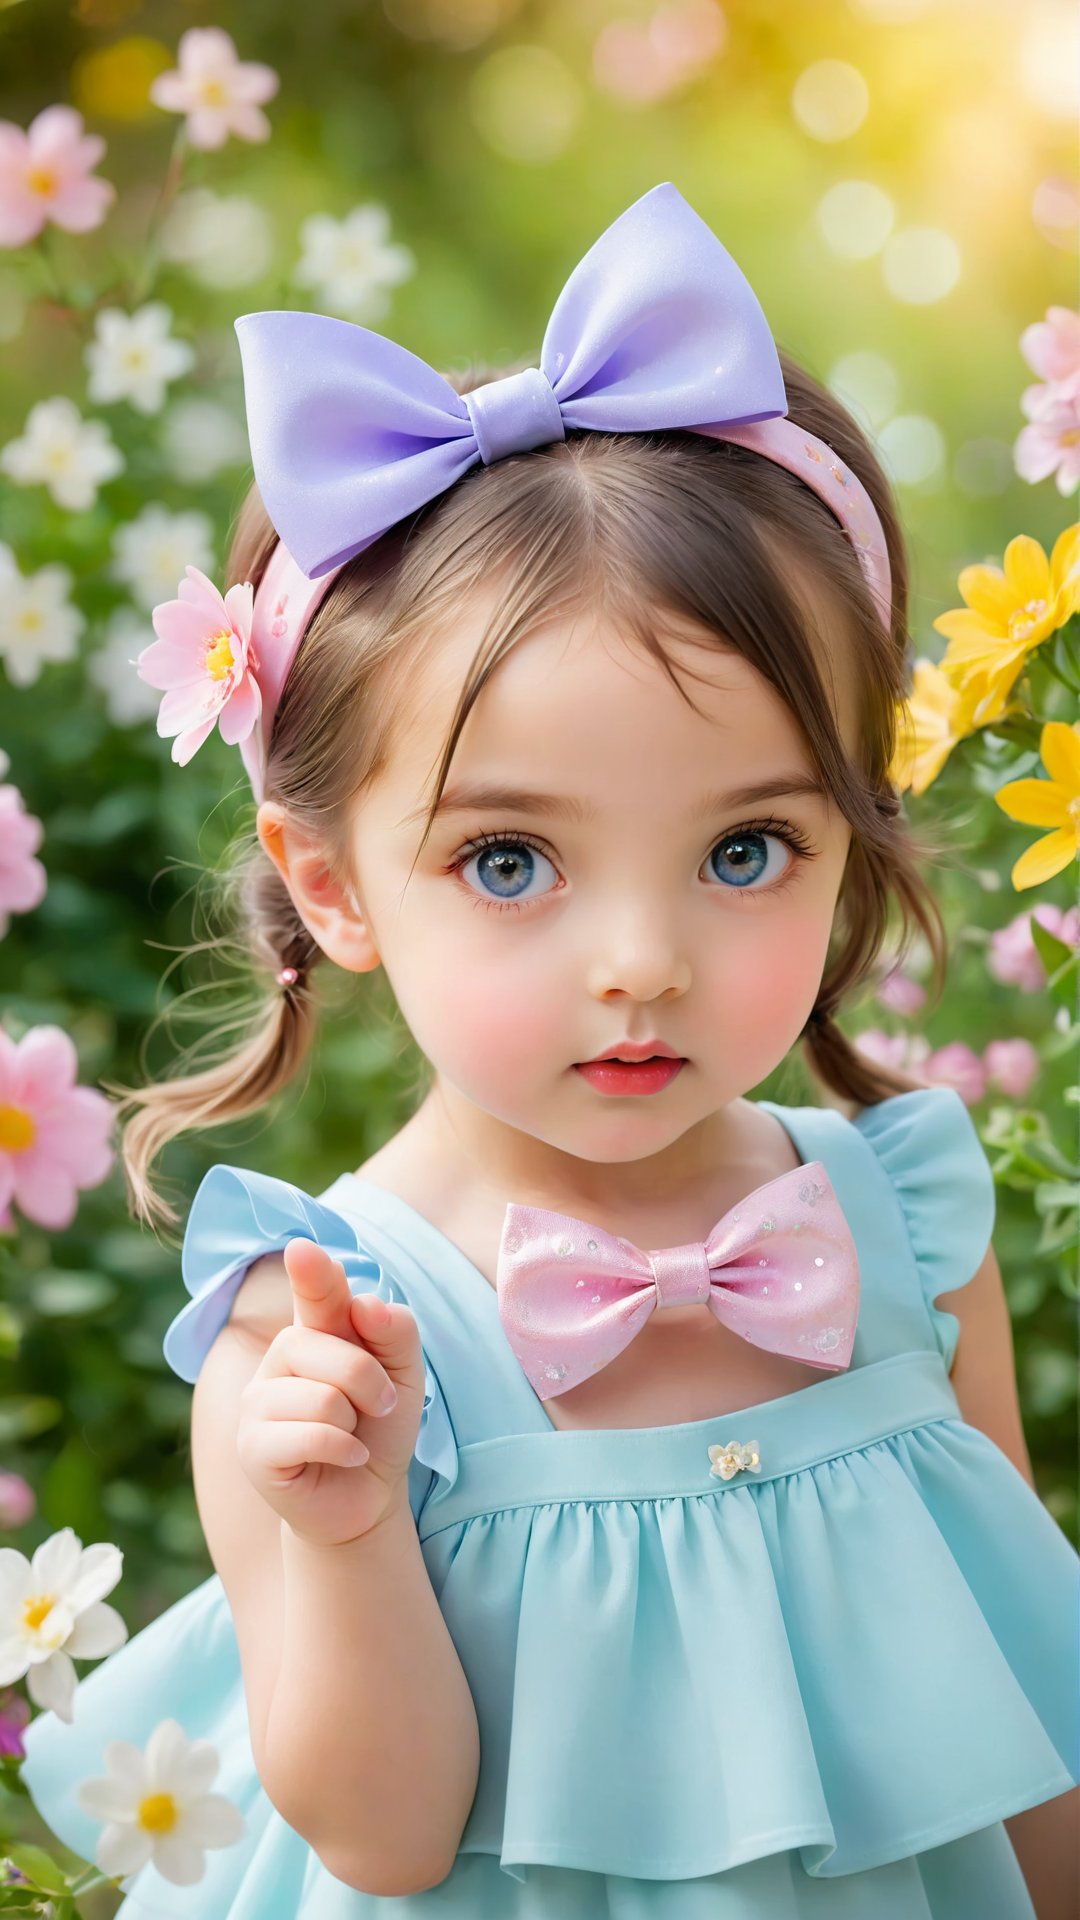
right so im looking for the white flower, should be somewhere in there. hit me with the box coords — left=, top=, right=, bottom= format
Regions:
left=87, top=608, right=161, bottom=725
left=110, top=505, right=215, bottom=613
left=159, top=188, right=274, bottom=290
left=160, top=397, right=247, bottom=484
left=76, top=1716, right=245, bottom=1885
left=292, top=204, right=415, bottom=321
left=0, top=396, right=124, bottom=511
left=0, top=750, right=8, bottom=778
left=0, top=542, right=85, bottom=687
left=0, top=1526, right=127, bottom=1722
left=84, top=303, right=196, bottom=417
left=149, top=27, right=279, bottom=151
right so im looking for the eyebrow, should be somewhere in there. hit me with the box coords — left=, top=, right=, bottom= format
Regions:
left=401, top=772, right=829, bottom=828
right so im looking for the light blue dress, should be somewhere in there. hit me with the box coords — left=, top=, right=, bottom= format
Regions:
left=22, top=1088, right=1080, bottom=1917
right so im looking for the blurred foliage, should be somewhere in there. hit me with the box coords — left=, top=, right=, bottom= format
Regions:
left=0, top=0, right=1076, bottom=1908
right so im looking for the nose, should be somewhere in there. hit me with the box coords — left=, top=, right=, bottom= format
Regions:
left=584, top=903, right=692, bottom=1003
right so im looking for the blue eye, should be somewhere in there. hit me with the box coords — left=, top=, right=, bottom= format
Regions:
left=459, top=836, right=560, bottom=903
left=705, top=830, right=794, bottom=892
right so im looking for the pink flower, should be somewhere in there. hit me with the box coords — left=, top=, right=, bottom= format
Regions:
left=0, top=1686, right=30, bottom=1760
left=987, top=904, right=1080, bottom=992
left=1020, top=306, right=1080, bottom=386
left=0, top=1025, right=114, bottom=1230
left=149, top=28, right=279, bottom=151
left=1014, top=376, right=1080, bottom=494
left=0, top=783, right=46, bottom=938
left=921, top=1041, right=987, bottom=1106
left=0, top=1471, right=35, bottom=1529
left=983, top=1038, right=1040, bottom=1100
left=0, top=105, right=115, bottom=250
left=137, top=566, right=261, bottom=766
left=875, top=964, right=927, bottom=1016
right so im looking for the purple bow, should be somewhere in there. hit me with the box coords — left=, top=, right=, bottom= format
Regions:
left=496, top=1161, right=860, bottom=1402
left=234, top=181, right=788, bottom=581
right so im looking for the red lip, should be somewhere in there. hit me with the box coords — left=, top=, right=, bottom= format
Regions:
left=579, top=1039, right=683, bottom=1064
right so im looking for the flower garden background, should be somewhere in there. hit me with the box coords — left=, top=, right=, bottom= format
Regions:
left=0, top=0, right=1077, bottom=1910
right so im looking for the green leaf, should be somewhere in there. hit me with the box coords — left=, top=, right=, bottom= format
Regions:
left=4, top=1843, right=70, bottom=1893
left=0, top=1397, right=64, bottom=1444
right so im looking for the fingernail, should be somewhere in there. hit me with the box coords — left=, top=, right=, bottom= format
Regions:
left=376, top=1383, right=398, bottom=1414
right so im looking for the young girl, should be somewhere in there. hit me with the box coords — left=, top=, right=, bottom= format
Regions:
left=21, top=182, right=1079, bottom=1918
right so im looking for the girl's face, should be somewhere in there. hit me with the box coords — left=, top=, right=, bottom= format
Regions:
left=339, top=594, right=858, bottom=1176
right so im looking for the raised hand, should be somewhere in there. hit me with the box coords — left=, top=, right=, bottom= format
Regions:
left=236, top=1237, right=428, bottom=1548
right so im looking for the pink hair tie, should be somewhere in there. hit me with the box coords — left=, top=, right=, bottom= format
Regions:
left=276, top=965, right=299, bottom=988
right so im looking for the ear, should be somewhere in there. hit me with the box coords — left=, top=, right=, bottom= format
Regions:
left=256, top=802, right=381, bottom=975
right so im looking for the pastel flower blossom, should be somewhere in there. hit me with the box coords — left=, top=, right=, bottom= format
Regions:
left=160, top=187, right=274, bottom=290
left=875, top=963, right=927, bottom=1015
left=84, top=303, right=196, bottom=417
left=0, top=1471, right=35, bottom=1530
left=995, top=719, right=1080, bottom=889
left=161, top=396, right=247, bottom=486
left=987, top=904, right=1080, bottom=991
left=77, top=1715, right=245, bottom=1885
left=0, top=1526, right=127, bottom=1722
left=0, top=394, right=124, bottom=511
left=0, top=1025, right=114, bottom=1230
left=1014, top=379, right=1080, bottom=496
left=87, top=608, right=161, bottom=727
left=982, top=1038, right=1040, bottom=1100
left=293, top=204, right=415, bottom=322
left=921, top=1041, right=988, bottom=1105
left=0, top=105, right=115, bottom=249
left=1021, top=306, right=1080, bottom=386
left=854, top=1029, right=931, bottom=1073
left=888, top=658, right=982, bottom=795
left=0, top=781, right=46, bottom=938
left=933, top=526, right=1080, bottom=727
left=110, top=504, right=215, bottom=612
left=0, top=1685, right=30, bottom=1759
left=0, top=541, right=85, bottom=687
left=1014, top=306, right=1080, bottom=494
left=137, top=566, right=260, bottom=765
left=149, top=28, right=279, bottom=151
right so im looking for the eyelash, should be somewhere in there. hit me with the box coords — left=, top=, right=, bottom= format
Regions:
left=445, top=817, right=816, bottom=915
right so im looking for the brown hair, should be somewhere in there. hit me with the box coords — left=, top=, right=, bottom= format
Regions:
left=114, top=347, right=950, bottom=1228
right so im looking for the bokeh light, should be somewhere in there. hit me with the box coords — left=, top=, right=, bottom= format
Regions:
left=791, top=60, right=869, bottom=142
left=882, top=226, right=961, bottom=303
left=827, top=349, right=902, bottom=429
left=71, top=37, right=174, bottom=122
left=816, top=180, right=895, bottom=259
left=1020, top=3, right=1079, bottom=121
left=1032, top=176, right=1080, bottom=250
left=878, top=412, right=946, bottom=486
left=470, top=45, right=582, bottom=162
left=953, top=437, right=1014, bottom=498
left=382, top=0, right=524, bottom=50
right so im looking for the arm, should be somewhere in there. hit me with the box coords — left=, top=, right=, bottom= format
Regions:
left=191, top=1257, right=481, bottom=1897
left=937, top=1240, right=1080, bottom=1920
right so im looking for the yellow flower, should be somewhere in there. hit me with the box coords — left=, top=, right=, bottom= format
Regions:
left=933, top=524, right=1080, bottom=725
left=995, top=719, right=1080, bottom=889
left=890, top=659, right=987, bottom=795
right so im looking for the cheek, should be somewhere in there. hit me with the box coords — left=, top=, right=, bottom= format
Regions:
left=706, top=907, right=832, bottom=1028
left=390, top=916, right=569, bottom=1084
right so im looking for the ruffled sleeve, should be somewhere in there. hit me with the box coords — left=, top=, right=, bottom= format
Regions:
left=164, top=1164, right=459, bottom=1523
left=852, top=1087, right=996, bottom=1370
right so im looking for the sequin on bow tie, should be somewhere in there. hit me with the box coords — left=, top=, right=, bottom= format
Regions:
left=707, top=1438, right=762, bottom=1481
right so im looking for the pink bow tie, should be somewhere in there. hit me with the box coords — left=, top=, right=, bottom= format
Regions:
left=495, top=1162, right=860, bottom=1401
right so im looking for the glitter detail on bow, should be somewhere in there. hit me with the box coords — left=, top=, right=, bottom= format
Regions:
left=495, top=1159, right=861, bottom=1401
left=708, top=1438, right=762, bottom=1481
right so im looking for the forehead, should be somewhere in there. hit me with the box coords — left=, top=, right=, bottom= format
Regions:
left=381, top=587, right=860, bottom=812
